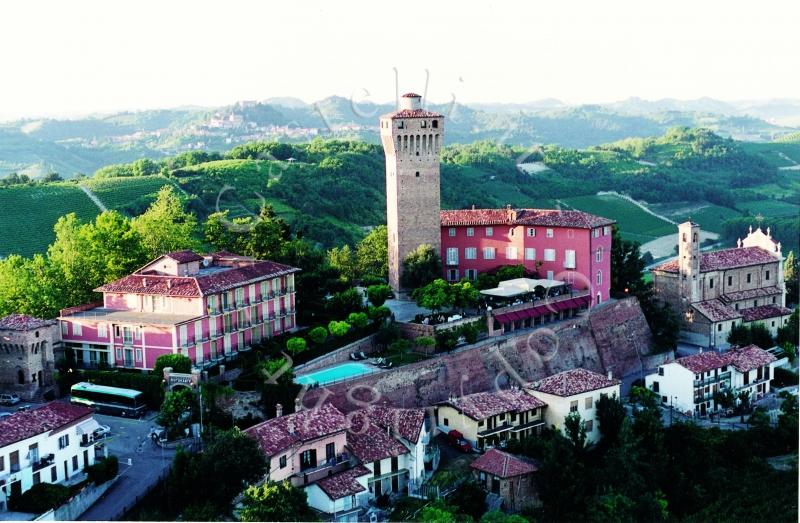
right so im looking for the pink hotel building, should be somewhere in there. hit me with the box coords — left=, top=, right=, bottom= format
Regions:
left=58, top=250, right=299, bottom=370
left=440, top=207, right=615, bottom=305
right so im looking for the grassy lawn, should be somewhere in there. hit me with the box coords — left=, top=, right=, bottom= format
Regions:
left=374, top=346, right=431, bottom=367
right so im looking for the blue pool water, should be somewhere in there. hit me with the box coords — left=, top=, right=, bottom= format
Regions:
left=295, top=362, right=376, bottom=386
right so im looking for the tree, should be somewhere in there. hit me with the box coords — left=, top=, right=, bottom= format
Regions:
left=610, top=225, right=646, bottom=297
left=239, top=480, right=313, bottom=522
left=308, top=326, right=328, bottom=345
left=242, top=205, right=293, bottom=261
left=356, top=225, right=388, bottom=279
left=449, top=482, right=487, bottom=521
left=132, top=186, right=200, bottom=258
left=413, top=279, right=455, bottom=313
left=785, top=250, right=797, bottom=304
left=195, top=428, right=267, bottom=509
left=416, top=336, right=436, bottom=349
left=480, top=511, right=529, bottom=523
left=366, top=284, right=393, bottom=307
left=776, top=309, right=799, bottom=348
left=564, top=411, right=588, bottom=451
left=158, top=387, right=195, bottom=438
left=452, top=280, right=479, bottom=308
left=401, top=244, right=441, bottom=289
left=595, top=393, right=626, bottom=446
left=327, top=288, right=364, bottom=314
left=347, top=311, right=369, bottom=329
left=368, top=305, right=392, bottom=320
left=328, top=320, right=351, bottom=337
left=153, top=354, right=192, bottom=376
left=328, top=244, right=358, bottom=282
left=286, top=337, right=307, bottom=355
left=420, top=500, right=464, bottom=523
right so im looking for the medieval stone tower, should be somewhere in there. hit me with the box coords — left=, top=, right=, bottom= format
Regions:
left=678, top=221, right=701, bottom=308
left=380, top=93, right=444, bottom=291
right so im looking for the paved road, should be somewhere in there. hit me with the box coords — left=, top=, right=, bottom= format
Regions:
left=79, top=412, right=175, bottom=521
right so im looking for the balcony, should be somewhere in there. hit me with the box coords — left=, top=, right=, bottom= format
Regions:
left=222, top=304, right=234, bottom=312
left=33, top=454, right=55, bottom=471
left=223, top=325, right=234, bottom=334
left=693, top=371, right=731, bottom=388
left=277, top=309, right=286, bottom=318
left=207, top=308, right=222, bottom=316
left=290, top=454, right=352, bottom=487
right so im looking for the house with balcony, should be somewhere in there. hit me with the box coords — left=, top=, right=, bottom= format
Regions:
left=0, top=402, right=100, bottom=512
left=304, top=465, right=372, bottom=522
left=58, top=250, right=299, bottom=371
left=360, top=405, right=439, bottom=496
left=435, top=388, right=547, bottom=450
left=346, top=411, right=411, bottom=498
left=244, top=403, right=351, bottom=487
left=527, top=368, right=620, bottom=444
left=645, top=344, right=778, bottom=416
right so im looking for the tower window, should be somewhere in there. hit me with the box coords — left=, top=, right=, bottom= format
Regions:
left=432, top=120, right=438, bottom=128
left=709, top=278, right=714, bottom=289
left=746, top=273, right=751, bottom=283
left=415, top=171, right=420, bottom=177
left=421, top=120, right=427, bottom=128
left=727, top=276, right=733, bottom=286
left=466, top=227, right=474, bottom=237
left=485, top=227, right=493, bottom=237
left=448, top=227, right=456, bottom=237
left=765, top=270, right=770, bottom=280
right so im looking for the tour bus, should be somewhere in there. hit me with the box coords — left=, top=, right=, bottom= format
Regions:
left=70, top=382, right=147, bottom=417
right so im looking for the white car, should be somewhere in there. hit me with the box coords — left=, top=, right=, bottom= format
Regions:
left=93, top=425, right=111, bottom=438
left=0, top=393, right=21, bottom=406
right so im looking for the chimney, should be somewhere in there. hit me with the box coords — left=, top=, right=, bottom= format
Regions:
left=275, top=403, right=283, bottom=418
left=287, top=417, right=295, bottom=434
left=167, top=279, right=172, bottom=289
left=142, top=278, right=147, bottom=287
left=607, top=370, right=613, bottom=380
left=294, top=397, right=302, bottom=412
left=471, top=204, right=476, bottom=210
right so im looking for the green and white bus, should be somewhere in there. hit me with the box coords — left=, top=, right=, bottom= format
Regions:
left=70, top=382, right=146, bottom=417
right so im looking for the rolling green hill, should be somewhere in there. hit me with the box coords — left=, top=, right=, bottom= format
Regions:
left=2, top=128, right=798, bottom=259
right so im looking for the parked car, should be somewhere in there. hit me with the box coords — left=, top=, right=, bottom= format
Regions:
left=447, top=429, right=472, bottom=453
left=0, top=393, right=21, bottom=406
left=93, top=425, right=111, bottom=438
left=16, top=405, right=30, bottom=412
left=0, top=412, right=13, bottom=420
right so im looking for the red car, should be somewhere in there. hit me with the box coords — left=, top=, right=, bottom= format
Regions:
left=447, top=430, right=472, bottom=453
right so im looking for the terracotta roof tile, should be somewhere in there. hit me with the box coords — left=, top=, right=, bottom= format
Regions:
left=364, top=405, right=426, bottom=444
left=346, top=412, right=409, bottom=463
left=388, top=108, right=443, bottom=119
left=720, top=286, right=783, bottom=303
left=0, top=402, right=93, bottom=447
left=164, top=250, right=205, bottom=263
left=653, top=247, right=777, bottom=273
left=0, top=314, right=56, bottom=331
left=440, top=208, right=615, bottom=229
left=315, top=465, right=370, bottom=500
left=529, top=368, right=620, bottom=397
left=244, top=403, right=348, bottom=457
left=442, top=389, right=546, bottom=420
left=692, top=300, right=741, bottom=322
left=401, top=93, right=421, bottom=98
left=676, top=345, right=776, bottom=374
left=741, top=304, right=792, bottom=322
left=470, top=448, right=537, bottom=478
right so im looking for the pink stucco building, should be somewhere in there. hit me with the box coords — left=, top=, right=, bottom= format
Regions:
left=58, top=250, right=299, bottom=370
left=440, top=207, right=615, bottom=305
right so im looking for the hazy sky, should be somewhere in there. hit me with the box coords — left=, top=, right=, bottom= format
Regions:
left=1, top=0, right=798, bottom=120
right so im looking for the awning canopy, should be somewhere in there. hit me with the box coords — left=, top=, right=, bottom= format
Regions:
left=76, top=418, right=101, bottom=435
left=480, top=278, right=568, bottom=298
left=493, top=296, right=590, bottom=324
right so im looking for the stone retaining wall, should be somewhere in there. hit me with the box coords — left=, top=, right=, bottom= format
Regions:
left=303, top=298, right=657, bottom=412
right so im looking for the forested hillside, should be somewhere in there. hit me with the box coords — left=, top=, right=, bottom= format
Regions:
left=1, top=128, right=798, bottom=258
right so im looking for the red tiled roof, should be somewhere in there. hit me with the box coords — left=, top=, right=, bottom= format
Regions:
left=529, top=368, right=620, bottom=397
left=346, top=412, right=409, bottom=463
left=364, top=405, right=426, bottom=444
left=440, top=208, right=615, bottom=229
left=676, top=345, right=777, bottom=374
left=653, top=247, right=778, bottom=273
left=741, top=304, right=792, bottom=322
left=164, top=250, right=205, bottom=263
left=692, top=300, right=741, bottom=323
left=720, top=286, right=783, bottom=303
left=96, top=257, right=299, bottom=298
left=0, top=402, right=94, bottom=447
left=401, top=93, right=421, bottom=98
left=315, top=465, right=370, bottom=500
left=442, top=389, right=546, bottom=421
left=388, top=108, right=443, bottom=119
left=245, top=403, right=348, bottom=457
left=470, top=448, right=537, bottom=478
left=0, top=314, right=56, bottom=331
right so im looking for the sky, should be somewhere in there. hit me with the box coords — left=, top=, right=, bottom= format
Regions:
left=0, top=0, right=798, bottom=120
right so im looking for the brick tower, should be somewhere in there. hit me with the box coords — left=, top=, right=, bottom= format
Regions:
left=677, top=221, right=701, bottom=308
left=380, top=93, right=444, bottom=291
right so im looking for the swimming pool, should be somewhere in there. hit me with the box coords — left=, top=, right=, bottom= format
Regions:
left=295, top=362, right=376, bottom=386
